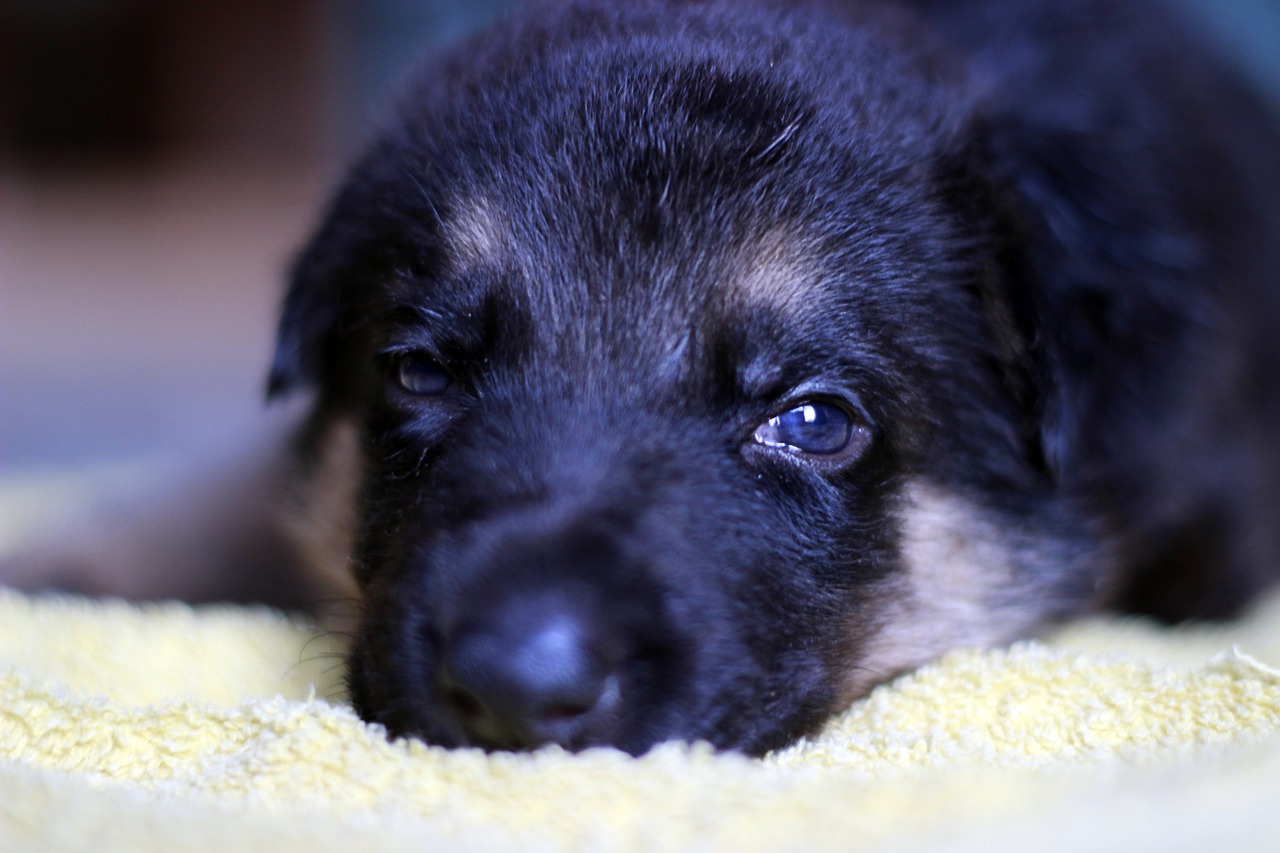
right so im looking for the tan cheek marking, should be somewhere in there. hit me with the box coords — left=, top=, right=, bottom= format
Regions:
left=844, top=481, right=1046, bottom=702
left=284, top=417, right=363, bottom=630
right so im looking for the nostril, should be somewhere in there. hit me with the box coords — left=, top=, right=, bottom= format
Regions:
left=542, top=702, right=593, bottom=722
left=444, top=686, right=486, bottom=723
left=539, top=673, right=620, bottom=723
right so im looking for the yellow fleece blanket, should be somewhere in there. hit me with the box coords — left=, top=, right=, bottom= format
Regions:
left=3, top=587, right=1280, bottom=852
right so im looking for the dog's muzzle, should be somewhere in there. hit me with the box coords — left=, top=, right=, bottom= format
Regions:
left=410, top=511, right=677, bottom=752
left=436, top=584, right=626, bottom=750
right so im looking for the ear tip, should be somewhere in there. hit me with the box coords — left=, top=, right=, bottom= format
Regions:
left=265, top=371, right=293, bottom=400
left=266, top=342, right=306, bottom=400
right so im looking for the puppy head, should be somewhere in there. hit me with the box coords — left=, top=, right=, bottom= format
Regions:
left=271, top=0, right=1094, bottom=755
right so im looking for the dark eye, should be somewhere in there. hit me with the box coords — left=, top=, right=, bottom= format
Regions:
left=752, top=400, right=864, bottom=457
left=392, top=352, right=452, bottom=396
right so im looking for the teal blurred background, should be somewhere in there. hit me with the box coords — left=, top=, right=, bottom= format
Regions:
left=0, top=0, right=1276, bottom=475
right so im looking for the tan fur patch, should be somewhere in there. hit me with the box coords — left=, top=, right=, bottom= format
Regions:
left=733, top=230, right=816, bottom=315
left=845, top=481, right=1046, bottom=702
left=284, top=418, right=363, bottom=629
left=447, top=197, right=505, bottom=270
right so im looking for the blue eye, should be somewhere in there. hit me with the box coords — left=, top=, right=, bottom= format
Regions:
left=393, top=353, right=452, bottom=396
left=752, top=400, right=860, bottom=457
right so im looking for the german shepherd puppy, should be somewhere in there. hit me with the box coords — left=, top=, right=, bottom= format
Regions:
left=7, top=0, right=1280, bottom=756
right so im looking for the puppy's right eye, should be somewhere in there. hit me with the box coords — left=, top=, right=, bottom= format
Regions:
left=392, top=353, right=452, bottom=396
left=748, top=397, right=873, bottom=465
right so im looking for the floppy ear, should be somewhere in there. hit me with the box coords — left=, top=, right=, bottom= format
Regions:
left=266, top=166, right=396, bottom=401
left=957, top=113, right=1208, bottom=481
left=266, top=234, right=347, bottom=399
left=267, top=138, right=451, bottom=401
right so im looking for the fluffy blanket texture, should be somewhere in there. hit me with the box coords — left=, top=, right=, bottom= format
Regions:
left=3, top=586, right=1280, bottom=853
left=2, top=475, right=1280, bottom=851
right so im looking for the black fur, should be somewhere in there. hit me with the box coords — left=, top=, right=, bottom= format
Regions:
left=271, top=0, right=1280, bottom=754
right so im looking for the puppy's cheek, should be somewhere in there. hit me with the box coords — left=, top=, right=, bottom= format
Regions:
left=344, top=628, right=384, bottom=727
left=284, top=416, right=364, bottom=629
left=842, top=481, right=1048, bottom=703
left=346, top=576, right=460, bottom=744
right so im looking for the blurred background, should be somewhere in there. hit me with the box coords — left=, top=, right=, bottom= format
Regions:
left=1, top=0, right=1278, bottom=477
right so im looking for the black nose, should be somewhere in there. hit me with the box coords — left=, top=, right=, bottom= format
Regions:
left=438, top=601, right=619, bottom=749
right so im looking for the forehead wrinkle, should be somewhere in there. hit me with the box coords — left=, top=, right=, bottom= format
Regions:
left=509, top=227, right=701, bottom=362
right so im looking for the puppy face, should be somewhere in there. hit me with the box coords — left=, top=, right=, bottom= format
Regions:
left=271, top=1, right=1100, bottom=754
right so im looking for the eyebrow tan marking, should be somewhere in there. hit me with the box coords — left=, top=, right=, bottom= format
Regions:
left=732, top=229, right=819, bottom=316
left=446, top=197, right=506, bottom=270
